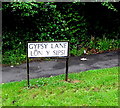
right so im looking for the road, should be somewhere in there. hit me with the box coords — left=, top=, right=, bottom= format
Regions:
left=2, top=50, right=119, bottom=83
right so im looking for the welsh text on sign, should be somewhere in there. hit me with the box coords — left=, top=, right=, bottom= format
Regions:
left=28, top=42, right=69, bottom=57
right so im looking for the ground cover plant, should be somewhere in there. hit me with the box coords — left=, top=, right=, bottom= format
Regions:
left=2, top=67, right=118, bottom=106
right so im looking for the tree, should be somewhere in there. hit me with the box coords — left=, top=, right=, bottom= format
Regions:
left=2, top=2, right=120, bottom=51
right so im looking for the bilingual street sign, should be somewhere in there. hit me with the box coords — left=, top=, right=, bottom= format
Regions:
left=28, top=42, right=69, bottom=57
left=27, top=41, right=69, bottom=88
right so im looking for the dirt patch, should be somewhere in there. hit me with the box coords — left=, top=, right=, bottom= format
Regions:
left=85, top=87, right=100, bottom=92
left=70, top=80, right=81, bottom=83
left=61, top=79, right=81, bottom=83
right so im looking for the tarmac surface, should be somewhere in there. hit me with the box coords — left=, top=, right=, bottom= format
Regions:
left=1, top=50, right=119, bottom=83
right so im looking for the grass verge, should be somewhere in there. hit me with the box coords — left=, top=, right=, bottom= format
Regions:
left=1, top=67, right=119, bottom=106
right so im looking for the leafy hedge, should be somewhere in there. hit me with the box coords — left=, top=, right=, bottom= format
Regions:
left=2, top=2, right=120, bottom=65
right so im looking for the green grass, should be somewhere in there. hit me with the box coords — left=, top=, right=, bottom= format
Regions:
left=1, top=67, right=119, bottom=106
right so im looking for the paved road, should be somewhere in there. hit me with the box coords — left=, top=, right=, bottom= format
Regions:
left=2, top=50, right=119, bottom=83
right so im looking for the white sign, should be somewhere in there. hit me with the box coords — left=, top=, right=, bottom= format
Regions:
left=28, top=42, right=69, bottom=57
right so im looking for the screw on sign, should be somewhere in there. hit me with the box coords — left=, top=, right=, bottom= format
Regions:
left=27, top=41, right=69, bottom=88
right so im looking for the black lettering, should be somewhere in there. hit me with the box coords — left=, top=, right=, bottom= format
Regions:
left=51, top=44, right=53, bottom=48
left=29, top=44, right=33, bottom=49
left=60, top=50, right=65, bottom=55
left=34, top=50, right=38, bottom=56
left=30, top=51, right=33, bottom=56
left=38, top=44, right=43, bottom=49
left=53, top=50, right=65, bottom=55
left=58, top=50, right=65, bottom=55
left=46, top=51, right=50, bottom=55
left=37, top=51, right=42, bottom=55
left=64, top=43, right=67, bottom=48
left=55, top=44, right=59, bottom=48
left=59, top=43, right=64, bottom=48
left=34, top=44, right=38, bottom=49
left=53, top=50, right=57, bottom=55
left=44, top=44, right=48, bottom=49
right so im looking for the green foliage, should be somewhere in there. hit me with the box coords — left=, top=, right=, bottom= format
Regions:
left=70, top=47, right=84, bottom=56
left=2, top=67, right=118, bottom=106
left=96, top=38, right=119, bottom=51
left=3, top=48, right=26, bottom=65
left=2, top=30, right=120, bottom=65
left=2, top=2, right=120, bottom=65
left=70, top=38, right=120, bottom=56
left=101, top=2, right=118, bottom=12
left=3, top=2, right=43, bottom=16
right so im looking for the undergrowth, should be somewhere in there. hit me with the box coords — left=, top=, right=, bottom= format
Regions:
left=2, top=37, right=120, bottom=65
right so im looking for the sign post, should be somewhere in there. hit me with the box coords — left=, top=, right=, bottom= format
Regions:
left=65, top=57, right=69, bottom=81
left=27, top=57, right=30, bottom=88
left=26, top=42, right=30, bottom=87
left=27, top=41, right=69, bottom=87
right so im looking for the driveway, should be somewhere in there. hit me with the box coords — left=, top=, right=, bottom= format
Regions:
left=2, top=50, right=119, bottom=83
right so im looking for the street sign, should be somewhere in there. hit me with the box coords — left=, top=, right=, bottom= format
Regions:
left=28, top=42, right=69, bottom=57
left=26, top=41, right=69, bottom=88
